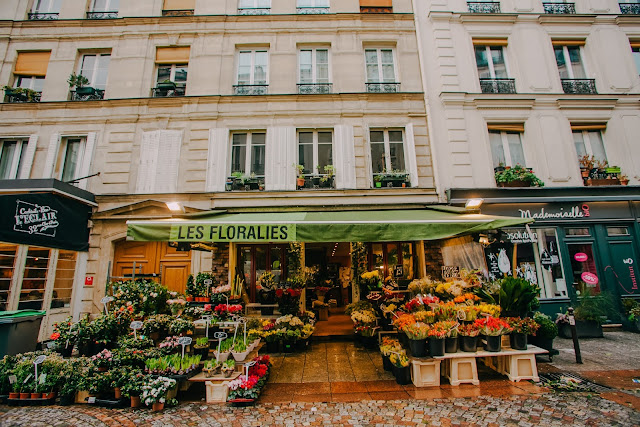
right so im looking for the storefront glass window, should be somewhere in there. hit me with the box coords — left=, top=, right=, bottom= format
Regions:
left=51, top=250, right=76, bottom=309
left=401, top=243, right=414, bottom=281
left=484, top=228, right=567, bottom=299
left=0, top=244, right=18, bottom=311
left=567, top=243, right=600, bottom=295
left=607, top=227, right=629, bottom=236
left=270, top=246, right=283, bottom=283
left=565, top=228, right=591, bottom=237
left=18, top=247, right=51, bottom=310
left=255, top=246, right=267, bottom=282
left=368, top=242, right=415, bottom=284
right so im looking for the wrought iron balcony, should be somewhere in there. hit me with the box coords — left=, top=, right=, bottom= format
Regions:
left=297, top=83, right=333, bottom=94
left=161, top=9, right=194, bottom=16
left=151, top=86, right=186, bottom=97
left=233, top=85, right=268, bottom=95
left=298, top=175, right=335, bottom=190
left=479, top=78, right=516, bottom=94
left=467, top=2, right=501, bottom=13
left=4, top=90, right=41, bottom=103
left=70, top=88, right=105, bottom=101
left=28, top=12, right=59, bottom=20
left=366, top=82, right=401, bottom=93
left=297, top=7, right=330, bottom=14
left=619, top=2, right=640, bottom=14
left=561, top=79, right=597, bottom=94
left=238, top=8, right=271, bottom=15
left=543, top=2, right=576, bottom=14
left=86, top=11, right=118, bottom=19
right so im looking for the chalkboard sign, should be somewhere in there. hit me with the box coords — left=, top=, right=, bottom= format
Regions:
left=441, top=266, right=460, bottom=280
left=100, top=296, right=114, bottom=304
left=130, top=321, right=143, bottom=330
left=204, top=279, right=213, bottom=286
left=34, top=355, right=46, bottom=365
left=178, top=336, right=192, bottom=346
left=393, top=265, right=404, bottom=278
left=214, top=332, right=228, bottom=340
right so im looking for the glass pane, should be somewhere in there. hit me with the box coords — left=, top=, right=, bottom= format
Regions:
left=94, top=55, right=110, bottom=90
left=568, top=243, right=600, bottom=295
left=587, top=131, right=606, bottom=163
left=489, top=131, right=506, bottom=168
left=607, top=227, right=630, bottom=236
left=257, top=0, right=270, bottom=8
left=251, top=133, right=266, bottom=176
left=372, top=244, right=384, bottom=272
left=255, top=247, right=267, bottom=286
left=365, top=50, right=379, bottom=82
left=0, top=142, right=17, bottom=179
left=381, top=50, right=395, bottom=82
left=269, top=247, right=283, bottom=284
left=633, top=49, right=640, bottom=75
left=254, top=52, right=268, bottom=84
left=231, top=133, right=247, bottom=174
left=568, top=47, right=586, bottom=79
left=317, top=132, right=332, bottom=171
left=17, top=76, right=33, bottom=90
left=316, top=50, right=329, bottom=83
left=299, top=0, right=312, bottom=6
left=490, top=47, right=507, bottom=78
left=298, top=132, right=313, bottom=174
left=299, top=50, right=312, bottom=83
left=237, top=52, right=251, bottom=84
left=554, top=47, right=568, bottom=79
left=80, top=55, right=96, bottom=83
left=389, top=142, right=405, bottom=171
left=370, top=143, right=385, bottom=174
left=475, top=47, right=491, bottom=79
left=18, top=247, right=51, bottom=311
left=51, top=250, right=76, bottom=309
left=387, top=244, right=399, bottom=277
left=0, top=244, right=18, bottom=312
left=240, top=247, right=252, bottom=289
left=573, top=131, right=587, bottom=158
left=61, top=139, right=82, bottom=182
left=506, top=133, right=525, bottom=166
left=174, top=66, right=188, bottom=84
left=401, top=243, right=414, bottom=281
left=566, top=228, right=591, bottom=236
left=157, top=66, right=171, bottom=83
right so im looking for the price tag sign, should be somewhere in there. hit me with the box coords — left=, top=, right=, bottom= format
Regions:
left=569, top=317, right=576, bottom=326
left=244, top=360, right=257, bottom=381
left=39, top=373, right=47, bottom=384
left=100, top=296, right=114, bottom=313
left=202, top=315, right=213, bottom=337
left=457, top=310, right=466, bottom=321
left=130, top=320, right=143, bottom=339
left=8, top=375, right=16, bottom=384
left=214, top=332, right=228, bottom=362
left=204, top=279, right=213, bottom=286
left=34, top=355, right=46, bottom=365
left=88, top=396, right=96, bottom=404
left=178, top=336, right=192, bottom=359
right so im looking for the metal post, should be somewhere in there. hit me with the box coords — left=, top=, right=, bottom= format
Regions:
left=567, top=307, right=583, bottom=364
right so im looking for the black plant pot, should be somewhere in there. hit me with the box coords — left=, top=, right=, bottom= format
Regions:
left=484, top=335, right=502, bottom=352
left=260, top=307, right=275, bottom=316
left=266, top=340, right=280, bottom=353
left=445, top=337, right=459, bottom=353
left=558, top=320, right=603, bottom=339
left=296, top=338, right=310, bottom=351
left=460, top=336, right=479, bottom=352
left=429, top=338, right=445, bottom=357
left=398, top=332, right=408, bottom=347
left=382, top=355, right=392, bottom=371
left=194, top=346, right=210, bottom=360
left=509, top=333, right=527, bottom=350
left=56, top=345, right=73, bottom=358
left=529, top=335, right=554, bottom=352
left=408, top=339, right=427, bottom=358
left=59, top=393, right=75, bottom=406
left=283, top=340, right=296, bottom=353
left=77, top=342, right=91, bottom=357
left=392, top=365, right=412, bottom=385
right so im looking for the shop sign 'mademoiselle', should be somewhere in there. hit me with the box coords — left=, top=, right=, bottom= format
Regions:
left=519, top=204, right=590, bottom=220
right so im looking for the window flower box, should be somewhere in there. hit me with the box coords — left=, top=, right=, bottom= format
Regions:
left=494, top=165, right=544, bottom=187
left=227, top=176, right=264, bottom=191
left=374, top=172, right=410, bottom=188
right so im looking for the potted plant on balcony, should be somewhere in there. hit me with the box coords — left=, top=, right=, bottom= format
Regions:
left=157, top=79, right=176, bottom=90
left=620, top=174, right=630, bottom=186
left=68, top=73, right=94, bottom=95
left=584, top=160, right=622, bottom=186
left=495, top=165, right=544, bottom=187
left=381, top=170, right=409, bottom=188
left=320, top=165, right=335, bottom=188
left=373, top=174, right=382, bottom=188
left=578, top=155, right=595, bottom=179
left=295, top=164, right=305, bottom=188
left=3, top=86, right=40, bottom=102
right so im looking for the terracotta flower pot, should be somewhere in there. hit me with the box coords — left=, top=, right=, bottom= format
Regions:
left=152, top=402, right=165, bottom=412
left=19, top=392, right=29, bottom=400
left=130, top=395, right=142, bottom=408
left=30, top=393, right=42, bottom=399
left=186, top=296, right=194, bottom=302
left=45, top=392, right=56, bottom=399
left=114, top=387, right=122, bottom=399
left=9, top=392, right=19, bottom=399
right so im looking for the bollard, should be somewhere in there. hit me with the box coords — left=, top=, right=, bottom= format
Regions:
left=567, top=307, right=583, bottom=364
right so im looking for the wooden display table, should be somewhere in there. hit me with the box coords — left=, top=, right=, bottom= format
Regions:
left=189, top=371, right=241, bottom=403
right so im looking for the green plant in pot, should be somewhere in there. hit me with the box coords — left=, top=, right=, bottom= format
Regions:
left=68, top=72, right=94, bottom=95
left=528, top=312, right=558, bottom=354
left=157, top=79, right=176, bottom=89
left=193, top=337, right=210, bottom=360
left=495, top=164, right=544, bottom=187
left=557, top=291, right=614, bottom=338
left=496, top=276, right=541, bottom=318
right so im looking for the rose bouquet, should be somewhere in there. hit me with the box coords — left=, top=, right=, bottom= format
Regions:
left=91, top=349, right=114, bottom=369
left=475, top=316, right=512, bottom=336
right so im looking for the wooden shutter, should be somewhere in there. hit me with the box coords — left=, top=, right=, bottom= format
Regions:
left=360, top=0, right=392, bottom=6
left=155, top=130, right=183, bottom=193
left=15, top=51, right=51, bottom=76
left=551, top=40, right=586, bottom=47
left=472, top=38, right=509, bottom=46
left=334, top=125, right=357, bottom=190
left=570, top=124, right=607, bottom=131
left=155, top=47, right=190, bottom=64
left=265, top=127, right=296, bottom=192
left=77, top=132, right=97, bottom=190
left=42, top=133, right=61, bottom=178
left=136, top=131, right=160, bottom=193
left=404, top=123, right=419, bottom=188
left=18, top=135, right=38, bottom=179
left=163, top=0, right=195, bottom=10
left=487, top=124, right=525, bottom=133
left=364, top=124, right=373, bottom=189
left=206, top=128, right=230, bottom=192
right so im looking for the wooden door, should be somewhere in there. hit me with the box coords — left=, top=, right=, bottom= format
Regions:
left=158, top=243, right=192, bottom=294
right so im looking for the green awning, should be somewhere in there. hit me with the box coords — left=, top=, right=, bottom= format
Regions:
left=126, top=207, right=532, bottom=243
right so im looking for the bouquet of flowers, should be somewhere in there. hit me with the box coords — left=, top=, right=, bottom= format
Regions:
left=141, top=376, right=176, bottom=406
left=408, top=277, right=435, bottom=295
left=213, top=304, right=243, bottom=321
left=275, top=288, right=302, bottom=316
left=414, top=310, right=436, bottom=324
left=301, top=324, right=315, bottom=339
left=392, top=313, right=417, bottom=332
left=389, top=351, right=409, bottom=368
left=355, top=325, right=378, bottom=337
left=453, top=293, right=481, bottom=304
left=350, top=309, right=377, bottom=325
left=439, top=320, right=459, bottom=338
left=379, top=337, right=403, bottom=356
left=457, top=323, right=481, bottom=337
left=506, top=317, right=540, bottom=335
left=476, top=304, right=501, bottom=318
left=262, top=329, right=284, bottom=343
left=426, top=323, right=448, bottom=339
left=360, top=270, right=382, bottom=292
left=227, top=375, right=260, bottom=400
left=275, top=315, right=304, bottom=329
left=403, top=322, right=429, bottom=340
left=91, top=349, right=114, bottom=369
left=299, top=311, right=316, bottom=325
left=475, top=316, right=512, bottom=336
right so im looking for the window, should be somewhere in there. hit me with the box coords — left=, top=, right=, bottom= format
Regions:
left=231, top=132, right=266, bottom=176
left=238, top=0, right=271, bottom=14
left=369, top=242, right=415, bottom=284
left=298, top=130, right=333, bottom=175
left=365, top=48, right=399, bottom=92
left=72, top=54, right=110, bottom=100
left=298, top=48, right=331, bottom=93
left=553, top=43, right=596, bottom=94
left=18, top=247, right=51, bottom=310
left=297, top=0, right=330, bottom=13
left=15, top=76, right=44, bottom=92
left=235, top=50, right=268, bottom=95
left=54, top=137, right=85, bottom=183
left=489, top=130, right=525, bottom=169
left=607, top=227, right=630, bottom=236
left=154, top=47, right=189, bottom=97
left=88, top=0, right=119, bottom=18
left=360, top=0, right=393, bottom=13
left=51, top=250, right=77, bottom=309
left=632, top=45, right=640, bottom=75
left=0, top=139, right=27, bottom=179
left=30, top=0, right=61, bottom=19
left=10, top=51, right=50, bottom=102
left=370, top=129, right=405, bottom=175
left=0, top=244, right=18, bottom=311
left=474, top=44, right=515, bottom=93
left=162, top=0, right=195, bottom=16
left=573, top=130, right=607, bottom=164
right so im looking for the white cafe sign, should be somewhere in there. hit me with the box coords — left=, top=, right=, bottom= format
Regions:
left=518, top=204, right=590, bottom=220
left=13, top=200, right=59, bottom=237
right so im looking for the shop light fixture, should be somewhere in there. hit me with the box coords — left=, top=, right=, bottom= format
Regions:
left=166, top=202, right=184, bottom=212
left=465, top=198, right=484, bottom=210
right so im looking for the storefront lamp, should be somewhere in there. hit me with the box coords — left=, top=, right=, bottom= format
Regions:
left=465, top=198, right=484, bottom=210
left=166, top=202, right=184, bottom=212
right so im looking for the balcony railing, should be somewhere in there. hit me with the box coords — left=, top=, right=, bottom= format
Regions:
left=561, top=79, right=597, bottom=94
left=543, top=2, right=576, bottom=14
left=297, top=7, right=330, bottom=14
left=238, top=8, right=271, bottom=15
left=225, top=176, right=265, bottom=191
left=4, top=90, right=41, bottom=103
left=298, top=175, right=335, bottom=190
left=619, top=3, right=640, bottom=14
left=70, top=88, right=105, bottom=101
left=151, top=86, right=186, bottom=97
left=360, top=7, right=393, bottom=13
left=162, top=9, right=194, bottom=16
left=366, top=82, right=401, bottom=93
left=28, top=12, right=59, bottom=20
left=233, top=85, right=268, bottom=95
left=86, top=11, right=118, bottom=19
left=479, top=78, right=516, bottom=94
left=467, top=2, right=501, bottom=13
left=297, top=83, right=333, bottom=94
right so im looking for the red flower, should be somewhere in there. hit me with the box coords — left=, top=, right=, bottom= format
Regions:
left=204, top=304, right=212, bottom=311
left=275, top=289, right=284, bottom=298
left=50, top=332, right=60, bottom=340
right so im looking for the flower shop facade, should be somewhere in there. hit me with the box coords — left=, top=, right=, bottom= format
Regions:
left=0, top=179, right=95, bottom=340
left=448, top=187, right=640, bottom=317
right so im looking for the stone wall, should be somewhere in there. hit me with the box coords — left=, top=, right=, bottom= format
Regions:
left=424, top=242, right=444, bottom=280
left=211, top=243, right=230, bottom=286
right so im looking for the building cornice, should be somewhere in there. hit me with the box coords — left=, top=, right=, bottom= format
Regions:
left=440, top=92, right=639, bottom=109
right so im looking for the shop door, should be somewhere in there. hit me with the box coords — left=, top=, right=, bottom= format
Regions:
left=113, top=241, right=191, bottom=293
left=602, top=225, right=639, bottom=297
left=237, top=244, right=286, bottom=302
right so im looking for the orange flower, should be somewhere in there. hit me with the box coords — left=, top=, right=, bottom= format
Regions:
left=50, top=332, right=60, bottom=340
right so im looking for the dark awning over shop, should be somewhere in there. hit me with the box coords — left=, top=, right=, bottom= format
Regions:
left=126, top=207, right=533, bottom=244
left=0, top=179, right=95, bottom=252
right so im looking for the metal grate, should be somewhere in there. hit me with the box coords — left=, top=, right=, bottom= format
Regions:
left=538, top=372, right=613, bottom=393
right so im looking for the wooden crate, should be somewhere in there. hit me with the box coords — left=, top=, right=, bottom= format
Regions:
left=205, top=381, right=229, bottom=403
left=410, top=359, right=441, bottom=387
